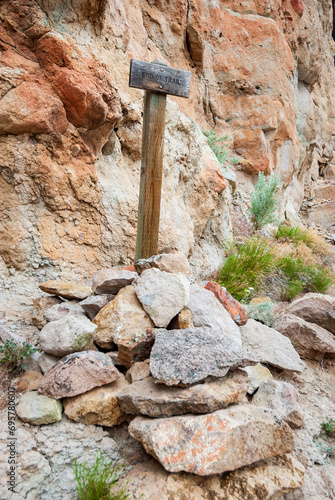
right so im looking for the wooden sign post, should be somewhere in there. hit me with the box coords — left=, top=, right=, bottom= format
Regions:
left=129, top=59, right=191, bottom=260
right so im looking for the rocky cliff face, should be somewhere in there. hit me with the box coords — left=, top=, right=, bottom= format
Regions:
left=0, top=0, right=334, bottom=278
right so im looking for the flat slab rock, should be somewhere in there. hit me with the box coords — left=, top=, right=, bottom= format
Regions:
left=39, top=314, right=97, bottom=357
left=38, top=351, right=121, bottom=399
left=92, top=268, right=138, bottom=294
left=277, top=293, right=335, bottom=334
left=128, top=404, right=294, bottom=475
left=150, top=327, right=259, bottom=386
left=63, top=375, right=129, bottom=427
left=273, top=313, right=335, bottom=361
left=39, top=280, right=92, bottom=300
left=16, top=391, right=62, bottom=425
left=240, top=319, right=305, bottom=372
left=135, top=252, right=192, bottom=276
left=118, top=371, right=248, bottom=417
left=252, top=380, right=304, bottom=429
left=133, top=268, right=190, bottom=328
left=186, top=285, right=242, bottom=345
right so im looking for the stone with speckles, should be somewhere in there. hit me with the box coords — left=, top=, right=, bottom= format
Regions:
left=129, top=404, right=294, bottom=475
left=38, top=351, right=120, bottom=399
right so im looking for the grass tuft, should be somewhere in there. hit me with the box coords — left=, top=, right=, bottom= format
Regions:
left=218, top=238, right=277, bottom=302
left=73, top=452, right=129, bottom=500
left=250, top=172, right=281, bottom=230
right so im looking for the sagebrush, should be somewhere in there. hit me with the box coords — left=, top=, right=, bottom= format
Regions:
left=250, top=172, right=281, bottom=230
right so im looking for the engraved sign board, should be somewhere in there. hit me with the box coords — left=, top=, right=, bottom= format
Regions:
left=129, top=59, right=191, bottom=98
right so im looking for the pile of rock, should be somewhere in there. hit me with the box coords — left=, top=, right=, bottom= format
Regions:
left=13, top=253, right=308, bottom=482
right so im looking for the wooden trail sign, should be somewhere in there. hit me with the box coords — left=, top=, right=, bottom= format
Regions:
left=129, top=59, right=191, bottom=260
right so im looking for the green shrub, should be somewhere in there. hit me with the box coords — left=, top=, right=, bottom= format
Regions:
left=250, top=172, right=281, bottom=230
left=202, top=130, right=239, bottom=168
left=73, top=452, right=129, bottom=500
left=218, top=238, right=277, bottom=301
left=0, top=340, right=37, bottom=372
left=275, top=225, right=314, bottom=246
left=277, top=255, right=335, bottom=300
left=322, top=419, right=335, bottom=436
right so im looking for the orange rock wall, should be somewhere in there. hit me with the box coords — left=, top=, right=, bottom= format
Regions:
left=0, top=0, right=334, bottom=277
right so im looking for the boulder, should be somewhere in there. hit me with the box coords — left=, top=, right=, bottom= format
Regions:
left=92, top=268, right=138, bottom=294
left=79, top=295, right=113, bottom=320
left=38, top=351, right=120, bottom=399
left=242, top=363, right=273, bottom=394
left=125, top=359, right=151, bottom=384
left=117, top=454, right=304, bottom=500
left=169, top=308, right=194, bottom=329
left=118, top=370, right=248, bottom=417
left=63, top=375, right=129, bottom=427
left=205, top=281, right=248, bottom=326
left=240, top=319, right=305, bottom=372
left=39, top=314, right=97, bottom=357
left=93, top=285, right=154, bottom=367
left=252, top=380, right=304, bottom=429
left=43, top=301, right=86, bottom=323
left=273, top=314, right=335, bottom=360
left=128, top=405, right=294, bottom=475
left=32, top=297, right=62, bottom=329
left=16, top=391, right=62, bottom=425
left=245, top=297, right=275, bottom=327
left=135, top=253, right=191, bottom=276
left=186, top=285, right=242, bottom=344
left=150, top=327, right=258, bottom=386
left=133, top=268, right=190, bottom=328
left=39, top=281, right=92, bottom=300
left=277, top=293, right=335, bottom=333
left=38, top=353, right=61, bottom=374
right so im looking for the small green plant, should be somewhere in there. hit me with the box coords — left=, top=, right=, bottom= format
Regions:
left=73, top=451, right=129, bottom=500
left=275, top=225, right=313, bottom=245
left=202, top=130, right=238, bottom=168
left=322, top=419, right=335, bottom=436
left=280, top=280, right=304, bottom=301
left=250, top=172, right=281, bottom=230
left=0, top=340, right=37, bottom=372
left=218, top=238, right=277, bottom=301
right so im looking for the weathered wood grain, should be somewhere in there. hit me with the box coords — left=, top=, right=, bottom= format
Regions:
left=135, top=90, right=166, bottom=260
left=129, top=59, right=191, bottom=98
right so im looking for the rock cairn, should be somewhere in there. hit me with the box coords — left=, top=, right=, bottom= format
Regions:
left=13, top=253, right=310, bottom=481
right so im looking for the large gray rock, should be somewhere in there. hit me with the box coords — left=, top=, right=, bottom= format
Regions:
left=79, top=295, right=113, bottom=320
left=38, top=351, right=120, bottom=399
left=277, top=293, right=335, bottom=334
left=273, top=314, right=335, bottom=360
left=240, top=319, right=305, bottom=372
left=150, top=327, right=258, bottom=386
left=129, top=405, right=294, bottom=475
left=39, top=314, right=97, bottom=357
left=16, top=391, right=62, bottom=425
left=186, top=285, right=242, bottom=345
left=252, top=380, right=304, bottom=429
left=92, top=268, right=138, bottom=294
left=118, top=371, right=248, bottom=417
left=133, top=268, right=190, bottom=328
left=43, top=301, right=86, bottom=323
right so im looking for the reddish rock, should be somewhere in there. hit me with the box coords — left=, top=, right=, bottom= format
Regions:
left=38, top=351, right=120, bottom=399
left=120, top=265, right=136, bottom=272
left=53, top=68, right=108, bottom=130
left=205, top=281, right=248, bottom=326
left=0, top=82, right=68, bottom=135
left=290, top=0, right=304, bottom=16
